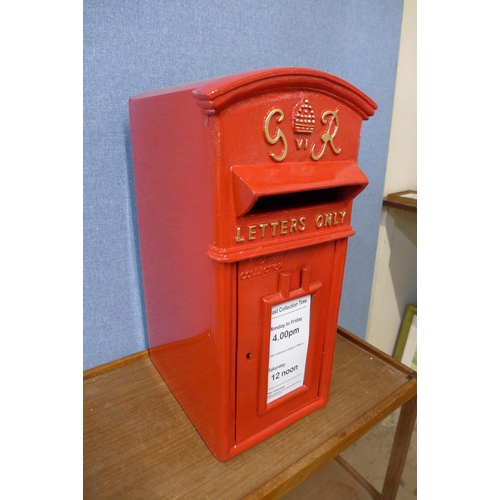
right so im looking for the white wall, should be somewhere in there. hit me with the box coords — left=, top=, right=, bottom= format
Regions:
left=366, top=0, right=417, bottom=354
left=383, top=0, right=417, bottom=196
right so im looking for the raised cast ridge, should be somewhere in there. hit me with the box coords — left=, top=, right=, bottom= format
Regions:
left=192, top=67, right=377, bottom=120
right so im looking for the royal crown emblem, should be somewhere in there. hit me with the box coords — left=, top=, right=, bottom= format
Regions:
left=292, top=99, right=316, bottom=134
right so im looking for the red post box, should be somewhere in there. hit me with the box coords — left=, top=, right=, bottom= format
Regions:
left=129, top=68, right=376, bottom=461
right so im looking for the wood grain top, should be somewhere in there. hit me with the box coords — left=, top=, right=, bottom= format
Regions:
left=383, top=190, right=417, bottom=213
left=84, top=329, right=416, bottom=499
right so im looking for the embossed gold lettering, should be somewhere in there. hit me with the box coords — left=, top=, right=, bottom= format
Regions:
left=295, top=138, right=308, bottom=150
left=314, top=211, right=347, bottom=230
left=324, top=212, right=339, bottom=226
left=236, top=227, right=245, bottom=243
left=236, top=216, right=307, bottom=244
left=311, top=110, right=341, bottom=161
left=235, top=211, right=347, bottom=245
left=264, top=109, right=288, bottom=162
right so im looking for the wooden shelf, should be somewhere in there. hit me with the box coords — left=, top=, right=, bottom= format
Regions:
left=84, top=327, right=417, bottom=499
left=383, top=190, right=417, bottom=212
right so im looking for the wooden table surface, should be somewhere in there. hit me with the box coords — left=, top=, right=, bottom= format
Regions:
left=84, top=328, right=416, bottom=500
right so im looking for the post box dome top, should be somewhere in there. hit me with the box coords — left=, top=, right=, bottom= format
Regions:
left=190, top=67, right=377, bottom=120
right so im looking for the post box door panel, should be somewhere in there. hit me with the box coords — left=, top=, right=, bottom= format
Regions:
left=235, top=243, right=336, bottom=443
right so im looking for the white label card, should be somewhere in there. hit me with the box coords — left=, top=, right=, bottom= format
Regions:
left=267, top=295, right=311, bottom=404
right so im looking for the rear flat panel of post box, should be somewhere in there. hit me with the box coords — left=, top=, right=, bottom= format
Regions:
left=235, top=243, right=336, bottom=443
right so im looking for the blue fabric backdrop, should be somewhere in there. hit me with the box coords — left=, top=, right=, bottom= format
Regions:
left=83, top=0, right=404, bottom=369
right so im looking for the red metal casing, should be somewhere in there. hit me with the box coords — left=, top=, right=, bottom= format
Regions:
left=129, top=68, right=377, bottom=461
